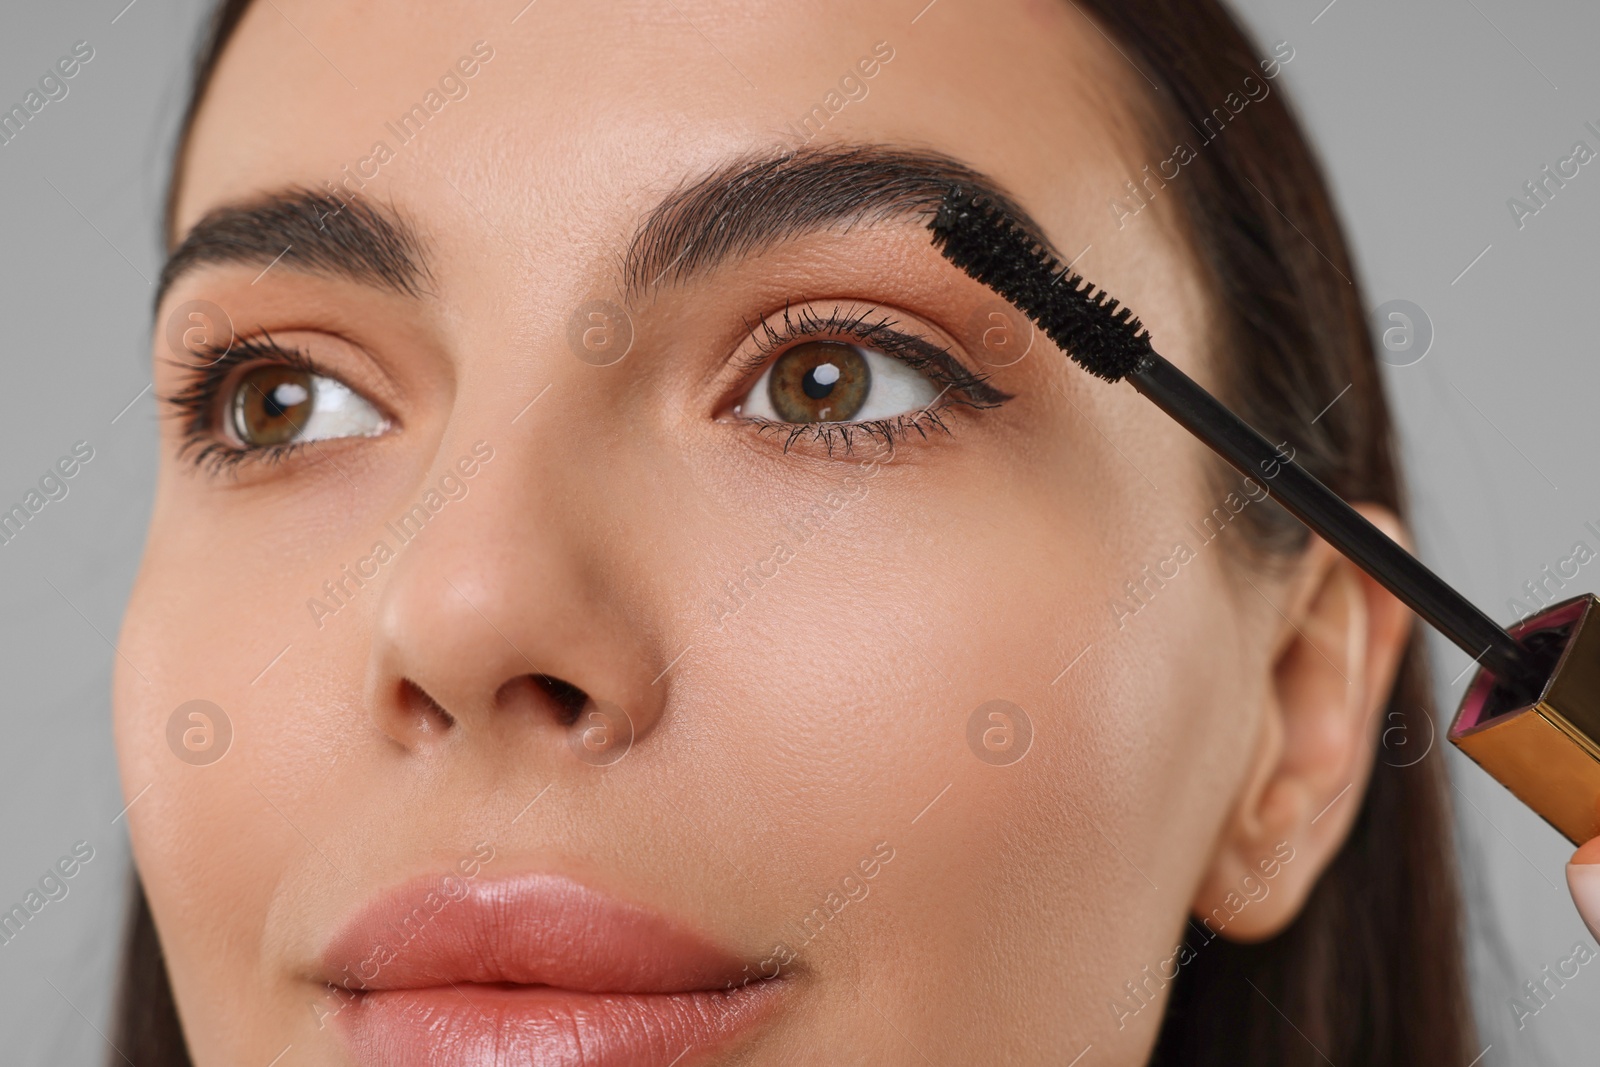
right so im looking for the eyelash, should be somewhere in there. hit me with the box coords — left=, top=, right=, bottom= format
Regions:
left=159, top=305, right=1007, bottom=474
left=735, top=303, right=1009, bottom=455
left=158, top=332, right=329, bottom=476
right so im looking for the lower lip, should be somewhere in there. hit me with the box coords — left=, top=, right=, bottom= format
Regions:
left=340, top=978, right=783, bottom=1067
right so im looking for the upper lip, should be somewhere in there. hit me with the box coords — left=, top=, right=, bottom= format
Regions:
left=319, top=870, right=751, bottom=994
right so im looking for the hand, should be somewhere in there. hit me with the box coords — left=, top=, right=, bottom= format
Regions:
left=1566, top=837, right=1600, bottom=941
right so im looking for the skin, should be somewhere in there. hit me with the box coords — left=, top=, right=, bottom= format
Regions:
left=115, top=1, right=1416, bottom=1063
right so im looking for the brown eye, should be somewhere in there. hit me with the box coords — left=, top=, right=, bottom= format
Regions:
left=736, top=327, right=944, bottom=430
left=767, top=341, right=870, bottom=423
left=231, top=365, right=314, bottom=446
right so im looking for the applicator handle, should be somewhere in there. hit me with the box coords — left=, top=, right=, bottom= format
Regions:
left=1128, top=352, right=1543, bottom=696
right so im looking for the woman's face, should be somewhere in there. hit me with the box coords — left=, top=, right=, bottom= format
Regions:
left=117, top=1, right=1307, bottom=1063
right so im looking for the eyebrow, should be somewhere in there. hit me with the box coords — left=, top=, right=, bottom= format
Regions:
left=158, top=148, right=1041, bottom=310
left=624, top=145, right=1052, bottom=297
left=156, top=188, right=432, bottom=309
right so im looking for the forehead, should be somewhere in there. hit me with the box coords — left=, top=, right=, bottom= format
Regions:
left=175, top=0, right=1153, bottom=254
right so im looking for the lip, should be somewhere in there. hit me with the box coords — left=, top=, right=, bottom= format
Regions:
left=318, top=871, right=784, bottom=1067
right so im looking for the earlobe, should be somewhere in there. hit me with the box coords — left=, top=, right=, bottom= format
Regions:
left=1190, top=506, right=1414, bottom=942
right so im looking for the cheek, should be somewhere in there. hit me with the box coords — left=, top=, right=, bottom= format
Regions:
left=114, top=515, right=373, bottom=1049
left=681, top=448, right=1254, bottom=1051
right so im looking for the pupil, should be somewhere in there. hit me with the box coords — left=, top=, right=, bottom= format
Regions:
left=267, top=382, right=309, bottom=419
left=803, top=363, right=839, bottom=399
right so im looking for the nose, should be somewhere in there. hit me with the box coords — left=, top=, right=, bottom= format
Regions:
left=363, top=435, right=666, bottom=770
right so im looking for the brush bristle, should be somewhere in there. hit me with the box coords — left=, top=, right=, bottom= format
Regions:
left=929, top=186, right=1153, bottom=382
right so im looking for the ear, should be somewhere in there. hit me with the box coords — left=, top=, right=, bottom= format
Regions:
left=1190, top=504, right=1414, bottom=942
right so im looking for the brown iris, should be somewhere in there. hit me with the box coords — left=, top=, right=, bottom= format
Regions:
left=768, top=341, right=869, bottom=422
left=232, top=365, right=314, bottom=446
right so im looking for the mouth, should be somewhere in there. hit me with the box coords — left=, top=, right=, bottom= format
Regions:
left=317, top=871, right=786, bottom=1067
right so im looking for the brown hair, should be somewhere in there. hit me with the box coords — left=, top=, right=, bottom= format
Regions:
left=119, top=1, right=1474, bottom=1062
left=1069, top=3, right=1477, bottom=1063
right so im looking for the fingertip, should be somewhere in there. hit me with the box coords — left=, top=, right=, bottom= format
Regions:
left=1566, top=840, right=1600, bottom=944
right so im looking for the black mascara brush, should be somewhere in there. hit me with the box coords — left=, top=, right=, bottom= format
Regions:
left=929, top=185, right=1600, bottom=845
left=927, top=186, right=1550, bottom=702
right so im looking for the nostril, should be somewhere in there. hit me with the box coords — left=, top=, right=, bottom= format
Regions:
left=534, top=674, right=589, bottom=725
left=497, top=673, right=589, bottom=725
left=398, top=679, right=455, bottom=733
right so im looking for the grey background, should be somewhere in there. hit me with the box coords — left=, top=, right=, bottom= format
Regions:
left=0, top=0, right=1594, bottom=1062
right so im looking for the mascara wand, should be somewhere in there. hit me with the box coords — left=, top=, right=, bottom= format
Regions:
left=927, top=186, right=1550, bottom=703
